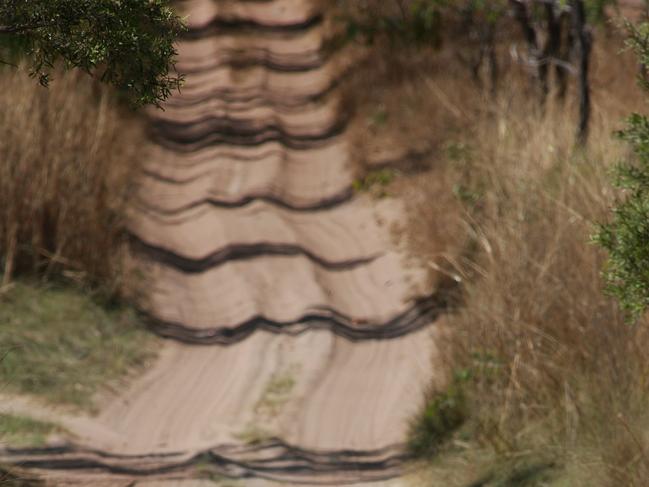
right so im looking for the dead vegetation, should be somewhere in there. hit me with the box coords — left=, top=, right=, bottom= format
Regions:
left=0, top=66, right=147, bottom=291
left=344, top=12, right=649, bottom=484
left=432, top=81, right=649, bottom=485
left=0, top=68, right=157, bottom=413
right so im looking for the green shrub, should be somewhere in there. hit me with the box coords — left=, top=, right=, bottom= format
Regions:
left=594, top=23, right=649, bottom=321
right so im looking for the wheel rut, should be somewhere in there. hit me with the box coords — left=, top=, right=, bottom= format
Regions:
left=0, top=1, right=442, bottom=485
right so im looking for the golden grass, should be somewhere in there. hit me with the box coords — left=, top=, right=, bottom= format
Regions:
left=346, top=24, right=649, bottom=485
left=438, top=93, right=649, bottom=485
left=438, top=46, right=649, bottom=486
left=0, top=67, right=147, bottom=290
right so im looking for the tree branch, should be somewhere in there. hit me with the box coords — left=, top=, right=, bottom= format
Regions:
left=0, top=23, right=52, bottom=34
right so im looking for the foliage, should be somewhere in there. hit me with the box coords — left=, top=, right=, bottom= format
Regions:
left=408, top=374, right=468, bottom=457
left=586, top=0, right=618, bottom=24
left=352, top=168, right=396, bottom=195
left=594, top=22, right=649, bottom=321
left=0, top=0, right=184, bottom=106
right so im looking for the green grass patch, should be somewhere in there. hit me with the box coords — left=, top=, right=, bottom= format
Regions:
left=352, top=168, right=397, bottom=196
left=234, top=424, right=274, bottom=445
left=0, top=280, right=156, bottom=410
left=408, top=375, right=468, bottom=458
left=0, top=413, right=63, bottom=447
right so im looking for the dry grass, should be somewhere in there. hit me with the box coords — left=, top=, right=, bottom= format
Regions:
left=342, top=41, right=480, bottom=174
left=0, top=66, right=147, bottom=290
left=436, top=87, right=649, bottom=485
left=439, top=48, right=649, bottom=486
left=0, top=68, right=157, bottom=416
left=345, top=22, right=649, bottom=485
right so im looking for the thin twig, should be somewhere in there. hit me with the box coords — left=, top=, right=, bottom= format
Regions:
left=617, top=413, right=649, bottom=471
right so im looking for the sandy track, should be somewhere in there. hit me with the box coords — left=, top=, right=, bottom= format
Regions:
left=0, top=0, right=441, bottom=484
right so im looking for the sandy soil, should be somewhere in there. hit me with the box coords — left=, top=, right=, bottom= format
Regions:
left=0, top=0, right=442, bottom=484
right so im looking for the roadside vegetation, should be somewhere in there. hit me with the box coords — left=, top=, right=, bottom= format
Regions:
left=0, top=0, right=184, bottom=106
left=0, top=467, right=41, bottom=487
left=0, top=281, right=156, bottom=410
left=341, top=1, right=649, bottom=485
left=0, top=67, right=145, bottom=289
left=0, top=0, right=176, bottom=460
left=0, top=413, right=65, bottom=447
left=415, top=82, right=649, bottom=485
left=0, top=0, right=181, bottom=419
left=0, top=45, right=159, bottom=430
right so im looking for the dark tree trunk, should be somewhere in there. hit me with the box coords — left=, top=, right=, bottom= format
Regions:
left=556, top=10, right=572, bottom=100
left=510, top=0, right=546, bottom=97
left=538, top=2, right=557, bottom=103
left=485, top=22, right=499, bottom=94
left=571, top=0, right=591, bottom=145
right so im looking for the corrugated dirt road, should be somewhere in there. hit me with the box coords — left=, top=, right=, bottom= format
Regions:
left=0, top=1, right=442, bottom=484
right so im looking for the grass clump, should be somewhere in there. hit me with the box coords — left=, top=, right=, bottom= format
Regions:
left=0, top=66, right=146, bottom=289
left=234, top=424, right=274, bottom=445
left=395, top=33, right=649, bottom=485
left=0, top=413, right=64, bottom=447
left=352, top=168, right=397, bottom=196
left=0, top=281, right=156, bottom=410
left=0, top=467, right=41, bottom=487
left=408, top=374, right=468, bottom=458
left=594, top=115, right=649, bottom=321
left=433, top=101, right=649, bottom=485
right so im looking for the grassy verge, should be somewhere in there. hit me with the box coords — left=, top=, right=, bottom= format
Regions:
left=344, top=18, right=649, bottom=486
left=0, top=468, right=41, bottom=487
left=406, top=57, right=649, bottom=485
left=0, top=412, right=64, bottom=485
left=0, top=413, right=64, bottom=447
left=0, top=280, right=156, bottom=410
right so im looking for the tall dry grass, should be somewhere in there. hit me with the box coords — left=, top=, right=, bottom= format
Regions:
left=399, top=38, right=649, bottom=484
left=342, top=19, right=649, bottom=482
left=0, top=67, right=146, bottom=290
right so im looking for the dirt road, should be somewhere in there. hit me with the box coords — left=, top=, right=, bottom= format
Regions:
left=0, top=0, right=441, bottom=484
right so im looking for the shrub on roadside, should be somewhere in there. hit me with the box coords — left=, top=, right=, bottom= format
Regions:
left=408, top=374, right=468, bottom=458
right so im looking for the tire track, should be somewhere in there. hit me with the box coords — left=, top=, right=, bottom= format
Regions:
left=1, top=440, right=407, bottom=485
left=143, top=292, right=446, bottom=345
left=129, top=234, right=379, bottom=273
left=150, top=113, right=349, bottom=151
left=134, top=186, right=354, bottom=212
